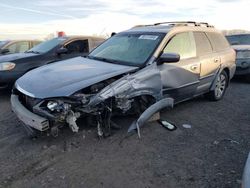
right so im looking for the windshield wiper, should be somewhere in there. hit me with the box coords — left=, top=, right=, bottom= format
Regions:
left=25, top=50, right=40, bottom=54
left=87, top=55, right=119, bottom=64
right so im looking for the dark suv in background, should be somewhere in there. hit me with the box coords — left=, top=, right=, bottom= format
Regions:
left=0, top=36, right=105, bottom=89
left=0, top=40, right=41, bottom=55
left=226, top=34, right=250, bottom=81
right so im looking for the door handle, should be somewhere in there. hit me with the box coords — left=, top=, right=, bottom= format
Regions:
left=190, top=65, right=198, bottom=71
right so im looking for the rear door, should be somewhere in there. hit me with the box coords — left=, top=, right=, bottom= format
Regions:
left=194, top=32, right=219, bottom=93
left=159, top=31, right=201, bottom=102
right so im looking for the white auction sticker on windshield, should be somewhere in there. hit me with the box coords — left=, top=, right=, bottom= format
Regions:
left=139, top=35, right=158, bottom=40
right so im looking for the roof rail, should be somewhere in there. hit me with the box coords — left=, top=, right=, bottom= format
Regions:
left=153, top=21, right=214, bottom=28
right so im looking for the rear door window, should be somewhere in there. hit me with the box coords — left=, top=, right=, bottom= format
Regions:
left=164, top=32, right=196, bottom=59
left=194, top=32, right=213, bottom=56
left=65, top=40, right=89, bottom=54
left=206, top=32, right=230, bottom=52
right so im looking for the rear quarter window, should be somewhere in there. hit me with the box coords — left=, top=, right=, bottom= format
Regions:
left=206, top=32, right=230, bottom=52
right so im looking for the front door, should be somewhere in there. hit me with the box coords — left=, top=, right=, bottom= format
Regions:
left=159, top=32, right=200, bottom=102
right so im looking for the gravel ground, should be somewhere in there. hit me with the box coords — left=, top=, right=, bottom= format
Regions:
left=0, top=79, right=249, bottom=188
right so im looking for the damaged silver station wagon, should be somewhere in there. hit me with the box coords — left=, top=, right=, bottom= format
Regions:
left=11, top=21, right=236, bottom=137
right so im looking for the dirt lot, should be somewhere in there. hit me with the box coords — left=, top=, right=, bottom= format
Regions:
left=0, top=79, right=249, bottom=188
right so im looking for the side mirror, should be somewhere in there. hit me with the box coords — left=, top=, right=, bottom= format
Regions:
left=56, top=47, right=68, bottom=55
left=0, top=49, right=10, bottom=54
left=157, top=53, right=180, bottom=65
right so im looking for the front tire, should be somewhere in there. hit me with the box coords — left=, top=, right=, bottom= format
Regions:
left=206, top=70, right=228, bottom=101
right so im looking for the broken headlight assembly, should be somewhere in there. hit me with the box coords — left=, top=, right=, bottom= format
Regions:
left=44, top=93, right=92, bottom=115
left=47, top=101, right=59, bottom=111
left=41, top=99, right=81, bottom=133
left=46, top=100, right=71, bottom=112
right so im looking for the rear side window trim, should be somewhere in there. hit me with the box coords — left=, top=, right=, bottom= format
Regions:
left=193, top=31, right=214, bottom=56
left=205, top=32, right=230, bottom=53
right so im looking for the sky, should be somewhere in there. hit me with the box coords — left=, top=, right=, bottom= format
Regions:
left=0, top=0, right=249, bottom=40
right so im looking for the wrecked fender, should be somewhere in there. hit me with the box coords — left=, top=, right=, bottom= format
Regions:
left=88, top=63, right=162, bottom=107
left=128, top=98, right=174, bottom=137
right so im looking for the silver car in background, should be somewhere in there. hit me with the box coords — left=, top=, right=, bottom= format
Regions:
left=226, top=34, right=250, bottom=81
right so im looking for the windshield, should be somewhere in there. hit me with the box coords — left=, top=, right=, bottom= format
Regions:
left=88, top=33, right=164, bottom=66
left=26, top=37, right=67, bottom=54
left=226, top=35, right=250, bottom=45
left=0, top=41, right=8, bottom=48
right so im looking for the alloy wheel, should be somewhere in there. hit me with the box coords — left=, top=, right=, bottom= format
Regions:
left=215, top=73, right=226, bottom=98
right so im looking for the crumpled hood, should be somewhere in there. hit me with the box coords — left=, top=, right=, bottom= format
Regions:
left=232, top=45, right=250, bottom=51
left=16, top=57, right=138, bottom=99
left=0, top=52, right=38, bottom=62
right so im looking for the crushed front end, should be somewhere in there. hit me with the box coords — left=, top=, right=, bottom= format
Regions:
left=11, top=78, right=118, bottom=137
left=11, top=63, right=162, bottom=138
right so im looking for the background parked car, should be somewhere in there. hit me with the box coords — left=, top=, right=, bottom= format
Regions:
left=0, top=36, right=106, bottom=89
left=226, top=34, right=250, bottom=81
left=0, top=40, right=41, bottom=55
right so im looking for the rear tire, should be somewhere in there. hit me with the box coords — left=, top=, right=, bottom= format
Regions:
left=205, top=70, right=228, bottom=101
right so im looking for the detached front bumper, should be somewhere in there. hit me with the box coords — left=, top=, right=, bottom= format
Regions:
left=11, top=94, right=50, bottom=131
left=235, top=58, right=250, bottom=76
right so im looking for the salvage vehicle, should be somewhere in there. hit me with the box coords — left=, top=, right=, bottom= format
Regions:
left=226, top=34, right=250, bottom=81
left=0, top=40, right=41, bottom=55
left=0, top=36, right=105, bottom=89
left=242, top=152, right=250, bottom=188
left=11, top=21, right=236, bottom=137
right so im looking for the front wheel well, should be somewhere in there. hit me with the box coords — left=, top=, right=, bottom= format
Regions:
left=222, top=68, right=230, bottom=87
left=133, top=95, right=157, bottom=113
